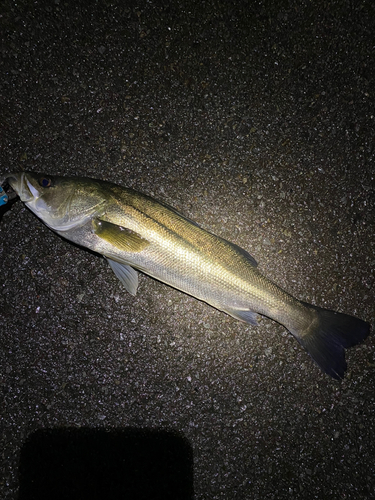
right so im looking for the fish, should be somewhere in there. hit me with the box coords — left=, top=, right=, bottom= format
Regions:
left=2, top=171, right=371, bottom=379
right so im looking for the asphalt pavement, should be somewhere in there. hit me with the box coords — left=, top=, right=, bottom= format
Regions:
left=1, top=1, right=374, bottom=498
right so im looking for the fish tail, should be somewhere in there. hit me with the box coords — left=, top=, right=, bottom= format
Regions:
left=295, top=303, right=370, bottom=380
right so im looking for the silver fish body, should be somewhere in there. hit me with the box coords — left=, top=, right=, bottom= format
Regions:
left=3, top=171, right=371, bottom=379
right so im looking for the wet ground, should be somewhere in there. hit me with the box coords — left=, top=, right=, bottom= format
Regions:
left=1, top=1, right=374, bottom=498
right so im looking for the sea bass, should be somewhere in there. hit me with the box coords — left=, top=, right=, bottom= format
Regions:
left=2, top=171, right=371, bottom=379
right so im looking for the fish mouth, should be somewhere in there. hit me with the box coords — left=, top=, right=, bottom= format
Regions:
left=3, top=172, right=40, bottom=203
left=0, top=174, right=20, bottom=203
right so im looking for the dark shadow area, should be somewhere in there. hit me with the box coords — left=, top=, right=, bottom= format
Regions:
left=18, top=427, right=194, bottom=500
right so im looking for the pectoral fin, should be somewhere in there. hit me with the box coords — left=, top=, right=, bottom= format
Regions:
left=106, top=258, right=139, bottom=296
left=93, top=218, right=150, bottom=252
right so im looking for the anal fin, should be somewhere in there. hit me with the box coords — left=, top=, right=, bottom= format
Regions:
left=224, top=307, right=259, bottom=326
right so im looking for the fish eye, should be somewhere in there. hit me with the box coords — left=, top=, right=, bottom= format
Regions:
left=39, top=177, right=52, bottom=188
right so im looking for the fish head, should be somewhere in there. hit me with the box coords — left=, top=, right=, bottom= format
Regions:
left=4, top=171, right=108, bottom=231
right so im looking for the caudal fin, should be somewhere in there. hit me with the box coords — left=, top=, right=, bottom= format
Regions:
left=296, top=304, right=371, bottom=380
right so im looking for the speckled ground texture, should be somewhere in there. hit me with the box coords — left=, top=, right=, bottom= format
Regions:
left=1, top=0, right=374, bottom=498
